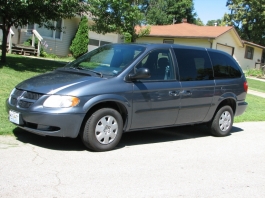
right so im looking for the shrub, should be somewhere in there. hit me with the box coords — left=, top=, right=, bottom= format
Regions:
left=69, top=16, right=89, bottom=59
left=246, top=69, right=263, bottom=77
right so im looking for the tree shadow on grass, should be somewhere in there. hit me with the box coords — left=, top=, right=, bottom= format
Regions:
left=1, top=55, right=67, bottom=73
left=13, top=124, right=244, bottom=152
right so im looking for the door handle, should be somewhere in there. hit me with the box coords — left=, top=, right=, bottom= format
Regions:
left=180, top=90, right=192, bottom=96
left=169, top=91, right=179, bottom=97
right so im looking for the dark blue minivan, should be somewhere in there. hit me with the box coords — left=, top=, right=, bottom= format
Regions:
left=6, top=43, right=248, bottom=151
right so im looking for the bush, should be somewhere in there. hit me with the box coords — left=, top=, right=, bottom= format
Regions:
left=69, top=16, right=89, bottom=59
left=246, top=69, right=263, bottom=77
left=24, top=38, right=38, bottom=48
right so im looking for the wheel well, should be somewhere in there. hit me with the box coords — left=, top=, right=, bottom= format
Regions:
left=79, top=101, right=128, bottom=135
left=216, top=98, right=236, bottom=115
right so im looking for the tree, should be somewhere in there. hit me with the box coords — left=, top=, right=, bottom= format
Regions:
left=70, top=17, right=89, bottom=58
left=225, top=0, right=265, bottom=45
left=206, top=19, right=221, bottom=26
left=145, top=0, right=197, bottom=25
left=0, top=0, right=88, bottom=63
left=89, top=0, right=148, bottom=42
left=195, top=18, right=204, bottom=26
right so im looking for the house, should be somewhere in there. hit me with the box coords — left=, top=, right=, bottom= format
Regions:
left=0, top=13, right=122, bottom=57
left=136, top=22, right=265, bottom=70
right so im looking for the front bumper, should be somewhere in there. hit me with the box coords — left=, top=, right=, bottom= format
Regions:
left=6, top=99, right=85, bottom=138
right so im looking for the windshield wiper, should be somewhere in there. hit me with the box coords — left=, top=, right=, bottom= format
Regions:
left=76, top=66, right=103, bottom=78
left=85, top=69, right=103, bottom=78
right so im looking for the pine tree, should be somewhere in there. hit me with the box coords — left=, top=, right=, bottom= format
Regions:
left=70, top=16, right=89, bottom=58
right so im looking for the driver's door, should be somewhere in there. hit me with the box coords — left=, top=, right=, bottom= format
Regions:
left=129, top=49, right=181, bottom=129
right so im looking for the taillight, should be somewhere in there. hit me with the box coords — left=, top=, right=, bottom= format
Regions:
left=244, top=81, right=248, bottom=92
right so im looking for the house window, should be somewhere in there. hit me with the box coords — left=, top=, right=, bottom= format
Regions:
left=35, top=19, right=63, bottom=40
left=89, top=39, right=100, bottom=46
left=245, top=46, right=254, bottom=60
left=100, top=41, right=111, bottom=46
left=55, top=19, right=62, bottom=39
left=27, top=23, right=34, bottom=35
left=163, top=39, right=174, bottom=44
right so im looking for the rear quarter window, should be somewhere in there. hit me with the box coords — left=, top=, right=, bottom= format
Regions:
left=208, top=51, right=242, bottom=79
left=173, top=48, right=213, bottom=81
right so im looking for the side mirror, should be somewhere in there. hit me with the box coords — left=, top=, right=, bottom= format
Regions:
left=128, top=68, right=151, bottom=80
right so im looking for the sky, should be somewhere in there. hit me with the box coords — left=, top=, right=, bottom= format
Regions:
left=193, top=0, right=230, bottom=24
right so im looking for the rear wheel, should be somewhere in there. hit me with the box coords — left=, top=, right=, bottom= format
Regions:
left=209, top=105, right=234, bottom=137
left=82, top=108, right=123, bottom=151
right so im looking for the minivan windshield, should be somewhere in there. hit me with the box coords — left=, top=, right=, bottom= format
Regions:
left=65, top=44, right=146, bottom=77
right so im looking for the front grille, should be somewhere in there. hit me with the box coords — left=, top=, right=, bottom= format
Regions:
left=23, top=92, right=43, bottom=100
left=18, top=100, right=33, bottom=108
left=10, top=89, right=43, bottom=109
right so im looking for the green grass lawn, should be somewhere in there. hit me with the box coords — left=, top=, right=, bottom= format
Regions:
left=0, top=54, right=265, bottom=135
left=234, top=94, right=265, bottom=122
left=247, top=78, right=265, bottom=93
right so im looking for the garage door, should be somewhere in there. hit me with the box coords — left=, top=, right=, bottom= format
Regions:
left=216, top=44, right=233, bottom=55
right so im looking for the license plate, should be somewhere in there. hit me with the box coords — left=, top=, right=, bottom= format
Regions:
left=9, top=110, right=20, bottom=125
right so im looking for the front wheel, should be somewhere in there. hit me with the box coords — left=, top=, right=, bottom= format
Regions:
left=82, top=108, right=123, bottom=152
left=209, top=105, right=234, bottom=137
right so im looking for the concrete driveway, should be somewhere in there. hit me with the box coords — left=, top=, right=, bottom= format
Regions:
left=0, top=122, right=265, bottom=198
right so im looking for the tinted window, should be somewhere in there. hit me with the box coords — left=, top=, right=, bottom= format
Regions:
left=174, top=49, right=213, bottom=81
left=208, top=51, right=242, bottom=79
left=135, top=49, right=175, bottom=81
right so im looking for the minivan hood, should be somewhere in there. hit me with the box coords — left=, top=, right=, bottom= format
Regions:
left=16, top=70, right=104, bottom=94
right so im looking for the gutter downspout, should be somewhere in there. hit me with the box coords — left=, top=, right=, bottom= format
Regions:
left=208, top=39, right=213, bottom=48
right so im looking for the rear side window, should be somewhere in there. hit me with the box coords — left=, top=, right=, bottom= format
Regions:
left=173, top=48, right=213, bottom=81
left=208, top=51, right=242, bottom=79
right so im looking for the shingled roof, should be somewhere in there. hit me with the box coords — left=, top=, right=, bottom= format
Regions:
left=136, top=23, right=236, bottom=39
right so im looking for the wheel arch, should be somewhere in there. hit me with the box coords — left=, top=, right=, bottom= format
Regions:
left=79, top=94, right=131, bottom=136
left=216, top=97, right=237, bottom=116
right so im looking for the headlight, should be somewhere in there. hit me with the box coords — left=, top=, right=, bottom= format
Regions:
left=43, top=95, right=80, bottom=108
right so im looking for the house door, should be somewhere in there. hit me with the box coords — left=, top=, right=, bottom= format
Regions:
left=216, top=43, right=234, bottom=56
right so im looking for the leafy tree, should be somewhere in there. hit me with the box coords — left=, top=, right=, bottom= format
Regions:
left=70, top=17, right=89, bottom=58
left=225, top=0, right=265, bottom=45
left=89, top=0, right=148, bottom=42
left=206, top=19, right=221, bottom=26
left=145, top=0, right=169, bottom=25
left=0, top=0, right=88, bottom=63
left=145, top=0, right=197, bottom=25
left=195, top=18, right=204, bottom=26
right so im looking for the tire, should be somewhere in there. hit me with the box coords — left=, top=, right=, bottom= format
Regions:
left=82, top=108, right=123, bottom=152
left=209, top=105, right=234, bottom=137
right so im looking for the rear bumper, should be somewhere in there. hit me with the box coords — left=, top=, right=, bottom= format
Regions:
left=235, top=101, right=248, bottom=116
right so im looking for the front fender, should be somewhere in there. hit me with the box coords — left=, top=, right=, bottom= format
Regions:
left=82, top=94, right=131, bottom=112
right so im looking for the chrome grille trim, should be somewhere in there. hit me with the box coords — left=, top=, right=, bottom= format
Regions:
left=10, top=89, right=43, bottom=108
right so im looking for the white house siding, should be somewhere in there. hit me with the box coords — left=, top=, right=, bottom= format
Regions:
left=6, top=17, right=80, bottom=57
left=136, top=37, right=211, bottom=48
left=236, top=45, right=263, bottom=70
left=42, top=18, right=80, bottom=57
left=0, top=28, right=19, bottom=45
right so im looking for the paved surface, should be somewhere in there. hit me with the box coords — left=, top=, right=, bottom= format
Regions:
left=248, top=89, right=265, bottom=98
left=1, top=122, right=265, bottom=198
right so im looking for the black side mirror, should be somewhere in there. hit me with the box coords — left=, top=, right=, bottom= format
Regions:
left=128, top=68, right=151, bottom=80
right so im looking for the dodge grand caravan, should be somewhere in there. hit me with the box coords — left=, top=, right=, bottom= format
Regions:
left=6, top=44, right=248, bottom=151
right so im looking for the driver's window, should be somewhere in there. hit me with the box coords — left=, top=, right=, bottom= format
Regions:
left=135, top=49, right=175, bottom=81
